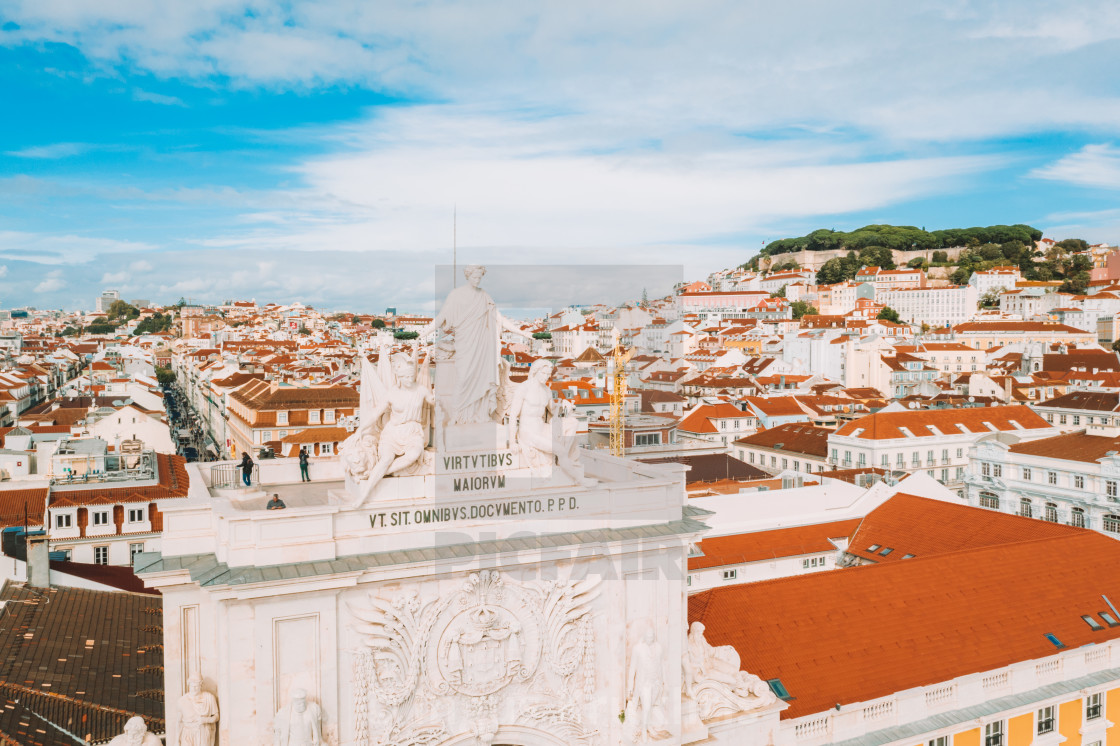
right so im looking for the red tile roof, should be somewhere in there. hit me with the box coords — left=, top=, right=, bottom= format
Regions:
left=689, top=519, right=861, bottom=570
left=733, top=422, right=829, bottom=457
left=689, top=530, right=1120, bottom=720
left=846, top=493, right=1084, bottom=564
left=0, top=488, right=48, bottom=527
left=835, top=405, right=1050, bottom=439
left=49, top=454, right=189, bottom=507
left=678, top=403, right=753, bottom=434
left=1007, top=430, right=1120, bottom=463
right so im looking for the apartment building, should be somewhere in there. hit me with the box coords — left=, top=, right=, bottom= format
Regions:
left=967, top=429, right=1120, bottom=534
left=226, top=380, right=358, bottom=457
left=952, top=320, right=1096, bottom=349
left=853, top=265, right=925, bottom=289
left=969, top=265, right=1022, bottom=296
left=46, top=447, right=189, bottom=566
left=733, top=422, right=830, bottom=474
left=828, top=405, right=1058, bottom=491
left=878, top=284, right=978, bottom=326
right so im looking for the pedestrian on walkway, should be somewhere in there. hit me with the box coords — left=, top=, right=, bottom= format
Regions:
left=299, top=447, right=310, bottom=482
left=240, top=452, right=254, bottom=487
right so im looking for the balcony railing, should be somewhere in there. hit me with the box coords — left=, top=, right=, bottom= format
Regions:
left=211, top=462, right=259, bottom=489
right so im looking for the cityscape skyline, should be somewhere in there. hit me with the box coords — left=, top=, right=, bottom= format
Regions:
left=3, top=2, right=1120, bottom=309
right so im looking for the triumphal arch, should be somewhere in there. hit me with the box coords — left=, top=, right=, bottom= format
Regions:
left=139, top=266, right=780, bottom=745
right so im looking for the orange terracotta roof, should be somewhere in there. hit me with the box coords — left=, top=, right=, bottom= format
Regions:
left=733, top=422, right=829, bottom=457
left=0, top=488, right=48, bottom=527
left=688, top=529, right=1120, bottom=720
left=279, top=427, right=349, bottom=443
left=846, top=493, right=1084, bottom=564
left=689, top=519, right=861, bottom=570
left=49, top=454, right=189, bottom=507
left=678, top=403, right=753, bottom=433
left=1007, top=431, right=1120, bottom=463
left=835, top=405, right=1050, bottom=439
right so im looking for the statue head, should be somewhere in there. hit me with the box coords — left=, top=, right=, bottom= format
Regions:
left=464, top=264, right=486, bottom=288
left=391, top=350, right=418, bottom=385
left=528, top=358, right=553, bottom=384
left=123, top=717, right=147, bottom=745
left=292, top=688, right=307, bottom=713
left=690, top=621, right=705, bottom=639
left=187, top=674, right=202, bottom=695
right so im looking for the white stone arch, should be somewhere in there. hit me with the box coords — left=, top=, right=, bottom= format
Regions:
left=438, top=725, right=572, bottom=746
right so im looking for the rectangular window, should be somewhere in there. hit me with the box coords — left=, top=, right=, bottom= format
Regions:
left=55, top=513, right=71, bottom=529
left=1023, top=467, right=1032, bottom=481
left=128, top=508, right=144, bottom=523
left=722, top=569, right=737, bottom=581
left=956, top=448, right=964, bottom=458
left=94, top=546, right=108, bottom=565
left=277, top=410, right=288, bottom=426
left=1075, top=475, right=1085, bottom=489
left=1109, top=481, right=1118, bottom=499
left=1048, top=471, right=1057, bottom=485
left=941, top=469, right=949, bottom=482
left=782, top=458, right=788, bottom=470
left=984, top=721, right=1003, bottom=746
left=1072, top=509, right=1086, bottom=528
left=324, top=409, right=336, bottom=424
left=92, top=511, right=109, bottom=526
left=928, top=738, right=949, bottom=746
left=993, top=464, right=1001, bottom=477
left=1073, top=415, right=1081, bottom=425
left=1060, top=414, right=1067, bottom=424
left=309, top=409, right=321, bottom=424
left=1036, top=705, right=1055, bottom=735
left=749, top=452, right=755, bottom=463
left=982, top=462, right=991, bottom=476
left=1086, top=693, right=1102, bottom=720
left=130, top=542, right=144, bottom=563
left=980, top=494, right=999, bottom=509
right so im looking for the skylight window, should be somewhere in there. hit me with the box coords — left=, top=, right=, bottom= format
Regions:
left=1100, top=612, right=1119, bottom=627
left=879, top=547, right=894, bottom=556
left=1083, top=615, right=1104, bottom=631
left=1045, top=633, right=1065, bottom=648
left=867, top=544, right=881, bottom=552
left=767, top=678, right=792, bottom=700
left=902, top=553, right=915, bottom=559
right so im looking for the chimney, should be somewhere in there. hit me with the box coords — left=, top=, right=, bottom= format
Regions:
left=26, top=532, right=49, bottom=589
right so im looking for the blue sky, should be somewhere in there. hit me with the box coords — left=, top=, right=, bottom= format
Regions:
left=2, top=1, right=1120, bottom=312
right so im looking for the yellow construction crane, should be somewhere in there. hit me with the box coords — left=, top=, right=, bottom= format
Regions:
left=610, top=330, right=635, bottom=457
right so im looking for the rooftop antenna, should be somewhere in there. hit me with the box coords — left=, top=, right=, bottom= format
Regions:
left=453, top=205, right=457, bottom=289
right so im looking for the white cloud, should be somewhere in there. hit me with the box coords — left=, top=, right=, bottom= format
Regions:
left=132, top=89, right=186, bottom=106
left=130, top=259, right=153, bottom=272
left=1031, top=144, right=1120, bottom=189
left=6, top=142, right=90, bottom=159
left=0, top=231, right=154, bottom=264
left=34, top=270, right=65, bottom=293
left=6, top=1, right=1120, bottom=142
left=100, top=271, right=129, bottom=284
left=0, top=266, right=9, bottom=279
left=199, top=106, right=997, bottom=261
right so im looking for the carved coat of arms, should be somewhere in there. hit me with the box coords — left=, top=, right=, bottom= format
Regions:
left=350, top=570, right=599, bottom=746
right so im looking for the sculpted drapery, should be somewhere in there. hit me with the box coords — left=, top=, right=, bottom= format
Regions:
left=439, top=280, right=502, bottom=424
left=424, top=265, right=529, bottom=425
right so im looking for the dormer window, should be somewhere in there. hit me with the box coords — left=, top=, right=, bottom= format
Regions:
left=277, top=410, right=288, bottom=426
left=324, top=409, right=335, bottom=424
left=309, top=409, right=321, bottom=424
